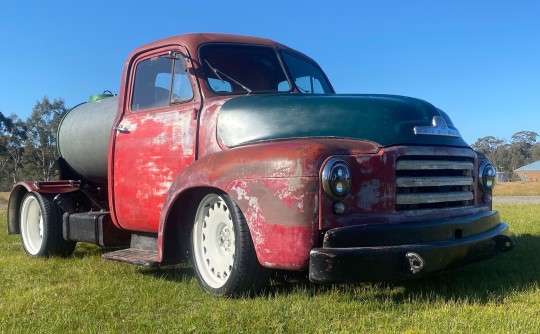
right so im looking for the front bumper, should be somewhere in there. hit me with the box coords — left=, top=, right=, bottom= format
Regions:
left=309, top=210, right=514, bottom=283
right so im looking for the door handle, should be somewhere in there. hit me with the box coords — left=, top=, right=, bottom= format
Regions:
left=114, top=126, right=130, bottom=134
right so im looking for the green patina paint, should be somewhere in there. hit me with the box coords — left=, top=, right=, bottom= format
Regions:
left=217, top=94, right=469, bottom=148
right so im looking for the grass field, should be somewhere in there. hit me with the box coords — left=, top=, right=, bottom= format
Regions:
left=0, top=192, right=9, bottom=207
left=493, top=181, right=540, bottom=196
left=1, top=204, right=539, bottom=333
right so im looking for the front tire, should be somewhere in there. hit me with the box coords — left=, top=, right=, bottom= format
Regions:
left=19, top=192, right=76, bottom=257
left=191, top=193, right=269, bottom=296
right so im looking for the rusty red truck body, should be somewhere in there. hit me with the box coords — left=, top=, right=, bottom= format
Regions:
left=7, top=33, right=514, bottom=296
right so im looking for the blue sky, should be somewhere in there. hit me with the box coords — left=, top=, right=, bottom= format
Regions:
left=0, top=1, right=538, bottom=145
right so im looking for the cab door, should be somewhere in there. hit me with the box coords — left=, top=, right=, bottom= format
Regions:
left=112, top=48, right=199, bottom=232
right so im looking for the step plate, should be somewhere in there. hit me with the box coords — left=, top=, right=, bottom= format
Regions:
left=102, top=248, right=160, bottom=267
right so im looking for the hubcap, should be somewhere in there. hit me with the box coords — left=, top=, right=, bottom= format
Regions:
left=193, top=194, right=236, bottom=289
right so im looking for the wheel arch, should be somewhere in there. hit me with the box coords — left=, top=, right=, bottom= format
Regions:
left=159, top=186, right=224, bottom=263
left=7, top=183, right=33, bottom=234
left=8, top=181, right=81, bottom=234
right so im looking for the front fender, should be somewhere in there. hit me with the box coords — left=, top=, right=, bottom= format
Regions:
left=158, top=139, right=378, bottom=269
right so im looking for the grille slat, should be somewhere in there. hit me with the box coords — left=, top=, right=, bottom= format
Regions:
left=396, top=191, right=474, bottom=205
left=396, top=176, right=473, bottom=188
left=396, top=160, right=473, bottom=171
left=395, top=156, right=475, bottom=211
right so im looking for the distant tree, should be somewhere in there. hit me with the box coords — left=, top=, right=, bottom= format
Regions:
left=496, top=146, right=513, bottom=172
left=471, top=136, right=506, bottom=155
left=508, top=131, right=539, bottom=170
left=511, top=131, right=539, bottom=147
left=471, top=136, right=509, bottom=171
left=21, top=97, right=66, bottom=181
left=471, top=131, right=540, bottom=175
left=531, top=143, right=540, bottom=162
left=0, top=113, right=27, bottom=189
left=0, top=112, right=14, bottom=175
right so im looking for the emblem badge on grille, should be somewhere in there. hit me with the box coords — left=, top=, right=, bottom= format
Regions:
left=413, top=116, right=461, bottom=138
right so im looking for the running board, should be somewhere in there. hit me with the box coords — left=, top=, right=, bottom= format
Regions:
left=102, top=248, right=160, bottom=267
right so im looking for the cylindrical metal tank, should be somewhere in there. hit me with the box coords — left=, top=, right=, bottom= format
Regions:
left=57, top=95, right=118, bottom=183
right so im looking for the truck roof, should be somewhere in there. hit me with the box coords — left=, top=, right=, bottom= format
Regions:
left=127, top=33, right=314, bottom=63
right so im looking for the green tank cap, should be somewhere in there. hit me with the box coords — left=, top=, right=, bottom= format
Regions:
left=89, top=90, right=115, bottom=103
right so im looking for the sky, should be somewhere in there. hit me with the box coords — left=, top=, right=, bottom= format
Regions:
left=0, top=1, right=539, bottom=145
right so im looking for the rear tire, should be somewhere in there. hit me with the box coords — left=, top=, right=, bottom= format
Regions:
left=191, top=193, right=269, bottom=296
left=19, top=192, right=76, bottom=257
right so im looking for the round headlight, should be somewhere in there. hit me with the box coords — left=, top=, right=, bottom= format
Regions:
left=322, top=158, right=352, bottom=199
left=479, top=161, right=496, bottom=191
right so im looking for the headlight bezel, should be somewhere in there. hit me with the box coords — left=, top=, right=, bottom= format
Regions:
left=322, top=158, right=352, bottom=199
left=479, top=161, right=496, bottom=191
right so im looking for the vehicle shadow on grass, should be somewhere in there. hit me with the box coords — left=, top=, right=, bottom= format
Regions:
left=123, top=233, right=540, bottom=302
left=386, top=233, right=540, bottom=304
left=139, top=264, right=195, bottom=283
left=253, top=233, right=540, bottom=302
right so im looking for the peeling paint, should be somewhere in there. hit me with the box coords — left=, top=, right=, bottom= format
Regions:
left=230, top=181, right=266, bottom=245
left=113, top=105, right=198, bottom=232
left=120, top=118, right=138, bottom=132
left=357, top=179, right=382, bottom=211
left=226, top=177, right=318, bottom=269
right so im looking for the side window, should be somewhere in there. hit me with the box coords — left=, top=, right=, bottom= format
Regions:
left=282, top=51, right=332, bottom=94
left=131, top=53, right=193, bottom=111
left=172, top=58, right=194, bottom=102
left=294, top=76, right=325, bottom=94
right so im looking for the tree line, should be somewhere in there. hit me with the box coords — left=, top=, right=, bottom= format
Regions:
left=0, top=97, right=65, bottom=191
left=472, top=131, right=540, bottom=180
left=0, top=96, right=537, bottom=191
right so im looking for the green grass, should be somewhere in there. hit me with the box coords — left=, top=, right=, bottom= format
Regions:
left=1, top=205, right=540, bottom=333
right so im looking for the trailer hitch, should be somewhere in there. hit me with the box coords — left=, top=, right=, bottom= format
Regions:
left=405, top=252, right=425, bottom=274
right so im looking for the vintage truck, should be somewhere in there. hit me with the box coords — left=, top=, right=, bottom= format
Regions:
left=7, top=33, right=514, bottom=296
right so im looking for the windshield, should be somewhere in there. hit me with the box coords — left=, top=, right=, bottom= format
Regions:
left=282, top=51, right=333, bottom=94
left=200, top=44, right=291, bottom=94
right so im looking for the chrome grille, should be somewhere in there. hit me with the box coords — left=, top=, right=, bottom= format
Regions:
left=395, top=157, right=474, bottom=211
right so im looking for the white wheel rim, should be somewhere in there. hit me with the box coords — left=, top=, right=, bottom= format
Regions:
left=192, top=194, right=236, bottom=289
left=20, top=195, right=44, bottom=255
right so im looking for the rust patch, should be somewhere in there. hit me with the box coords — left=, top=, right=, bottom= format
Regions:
left=228, top=178, right=318, bottom=227
left=227, top=178, right=318, bottom=269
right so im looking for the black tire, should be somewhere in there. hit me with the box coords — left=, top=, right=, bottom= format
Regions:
left=19, top=192, right=76, bottom=257
left=190, top=193, right=269, bottom=296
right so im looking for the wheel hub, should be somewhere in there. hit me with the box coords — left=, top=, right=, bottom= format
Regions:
left=219, top=227, right=232, bottom=252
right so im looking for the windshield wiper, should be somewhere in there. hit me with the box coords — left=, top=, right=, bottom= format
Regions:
left=204, top=59, right=252, bottom=94
left=295, top=85, right=310, bottom=93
